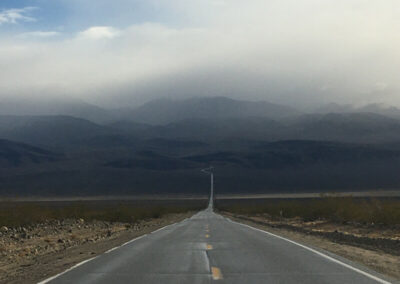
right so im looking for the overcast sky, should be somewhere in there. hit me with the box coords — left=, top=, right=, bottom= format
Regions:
left=0, top=0, right=399, bottom=108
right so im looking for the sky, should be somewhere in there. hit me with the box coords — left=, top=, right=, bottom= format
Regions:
left=0, top=0, right=399, bottom=108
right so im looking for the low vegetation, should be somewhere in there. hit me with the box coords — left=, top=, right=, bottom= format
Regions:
left=216, top=196, right=400, bottom=226
left=0, top=199, right=207, bottom=227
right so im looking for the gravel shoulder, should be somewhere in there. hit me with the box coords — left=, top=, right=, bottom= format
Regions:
left=221, top=212, right=400, bottom=281
left=0, top=212, right=194, bottom=284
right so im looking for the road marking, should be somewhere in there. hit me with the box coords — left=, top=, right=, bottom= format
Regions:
left=227, top=218, right=392, bottom=284
left=37, top=256, right=98, bottom=284
left=211, top=267, right=223, bottom=280
left=105, top=246, right=119, bottom=254
left=151, top=223, right=173, bottom=234
left=204, top=251, right=211, bottom=273
left=206, top=244, right=213, bottom=250
left=205, top=234, right=210, bottom=238
left=120, top=234, right=147, bottom=247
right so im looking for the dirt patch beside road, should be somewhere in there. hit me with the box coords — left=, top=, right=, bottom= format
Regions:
left=0, top=212, right=194, bottom=284
left=222, top=212, right=400, bottom=281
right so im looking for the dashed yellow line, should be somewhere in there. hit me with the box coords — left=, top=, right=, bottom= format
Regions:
left=205, top=234, right=210, bottom=238
left=206, top=244, right=213, bottom=250
left=211, top=267, right=223, bottom=280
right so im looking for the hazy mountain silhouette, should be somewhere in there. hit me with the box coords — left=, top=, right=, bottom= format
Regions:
left=184, top=140, right=399, bottom=169
left=358, top=103, right=400, bottom=119
left=3, top=111, right=400, bottom=151
left=0, top=115, right=115, bottom=147
left=129, top=112, right=400, bottom=143
left=0, top=97, right=113, bottom=124
left=140, top=117, right=284, bottom=141
left=126, top=97, right=301, bottom=125
left=0, top=139, right=61, bottom=167
left=2, top=97, right=400, bottom=196
left=312, top=102, right=400, bottom=120
left=105, top=150, right=198, bottom=171
left=107, top=120, right=152, bottom=133
left=283, top=112, right=400, bottom=143
left=313, top=103, right=354, bottom=114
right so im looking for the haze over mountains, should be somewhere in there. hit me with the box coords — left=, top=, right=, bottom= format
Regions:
left=1, top=96, right=400, bottom=197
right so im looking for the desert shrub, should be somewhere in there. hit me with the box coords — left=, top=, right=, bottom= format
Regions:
left=0, top=199, right=207, bottom=227
left=216, top=196, right=400, bottom=225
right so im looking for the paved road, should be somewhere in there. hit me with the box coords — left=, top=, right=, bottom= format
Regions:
left=43, top=207, right=392, bottom=284
left=42, top=206, right=388, bottom=284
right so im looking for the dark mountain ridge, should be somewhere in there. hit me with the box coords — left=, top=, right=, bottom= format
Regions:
left=0, top=139, right=61, bottom=167
left=184, top=140, right=399, bottom=169
left=0, top=97, right=113, bottom=124
left=2, top=97, right=400, bottom=196
left=0, top=115, right=116, bottom=147
left=125, top=96, right=300, bottom=125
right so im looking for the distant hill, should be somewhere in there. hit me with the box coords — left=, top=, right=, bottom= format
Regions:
left=77, top=135, right=138, bottom=148
left=358, top=103, right=400, bottom=119
left=0, top=115, right=116, bottom=147
left=184, top=140, right=399, bottom=169
left=283, top=112, right=400, bottom=143
left=0, top=97, right=113, bottom=124
left=107, top=120, right=152, bottom=133
left=105, top=151, right=198, bottom=171
left=0, top=139, right=61, bottom=167
left=313, top=103, right=354, bottom=114
left=313, top=102, right=400, bottom=120
left=144, top=138, right=207, bottom=148
left=2, top=111, right=400, bottom=150
left=129, top=112, right=400, bottom=143
left=140, top=117, right=284, bottom=141
left=125, top=97, right=300, bottom=125
left=3, top=96, right=400, bottom=196
left=2, top=137, right=400, bottom=196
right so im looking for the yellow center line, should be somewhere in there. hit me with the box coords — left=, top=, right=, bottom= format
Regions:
left=211, top=267, right=223, bottom=280
left=206, top=244, right=213, bottom=250
left=205, top=234, right=209, bottom=238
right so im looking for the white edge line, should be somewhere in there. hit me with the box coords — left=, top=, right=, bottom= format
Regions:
left=227, top=217, right=392, bottom=284
left=37, top=219, right=185, bottom=284
left=105, top=246, right=120, bottom=254
left=120, top=234, right=148, bottom=247
left=37, top=256, right=98, bottom=284
left=151, top=225, right=172, bottom=234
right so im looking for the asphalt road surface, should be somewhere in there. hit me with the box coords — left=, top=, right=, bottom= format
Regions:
left=42, top=207, right=393, bottom=284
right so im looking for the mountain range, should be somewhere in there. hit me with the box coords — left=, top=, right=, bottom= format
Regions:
left=2, top=96, right=400, bottom=196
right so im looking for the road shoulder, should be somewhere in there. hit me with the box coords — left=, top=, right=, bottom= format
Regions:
left=221, top=212, right=400, bottom=282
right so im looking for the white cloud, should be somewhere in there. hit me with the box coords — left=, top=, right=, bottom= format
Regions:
left=17, top=31, right=60, bottom=39
left=77, top=26, right=121, bottom=40
left=0, top=7, right=37, bottom=25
